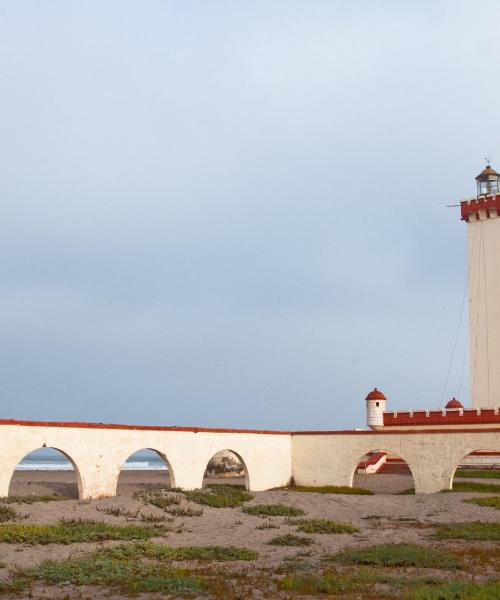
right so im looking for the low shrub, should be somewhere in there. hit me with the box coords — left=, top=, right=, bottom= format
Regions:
left=183, top=485, right=253, bottom=508
left=97, top=541, right=257, bottom=562
left=242, top=504, right=304, bottom=517
left=283, top=485, right=373, bottom=495
left=26, top=556, right=204, bottom=595
left=407, top=581, right=500, bottom=600
left=434, top=521, right=500, bottom=541
left=0, top=495, right=68, bottom=504
left=289, top=518, right=359, bottom=535
left=465, top=496, right=500, bottom=510
left=0, top=519, right=165, bottom=545
left=268, top=533, right=313, bottom=546
left=0, top=505, right=20, bottom=523
left=333, top=543, right=461, bottom=569
left=452, top=481, right=500, bottom=494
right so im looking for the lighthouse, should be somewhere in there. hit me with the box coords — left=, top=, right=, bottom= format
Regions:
left=461, top=163, right=500, bottom=408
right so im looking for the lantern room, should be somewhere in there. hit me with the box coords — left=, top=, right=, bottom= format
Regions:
left=476, top=163, right=500, bottom=197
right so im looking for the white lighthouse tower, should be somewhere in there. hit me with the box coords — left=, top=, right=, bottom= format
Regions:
left=365, top=388, right=386, bottom=429
left=461, top=163, right=500, bottom=408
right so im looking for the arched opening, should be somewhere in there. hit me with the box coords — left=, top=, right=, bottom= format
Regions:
left=202, top=450, right=249, bottom=490
left=116, top=448, right=174, bottom=495
left=352, top=449, right=415, bottom=494
left=9, top=447, right=82, bottom=499
left=452, top=449, right=500, bottom=489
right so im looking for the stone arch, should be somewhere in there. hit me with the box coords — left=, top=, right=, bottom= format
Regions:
left=350, top=447, right=416, bottom=494
left=9, top=446, right=83, bottom=499
left=115, top=448, right=175, bottom=495
left=450, top=447, right=500, bottom=489
left=202, top=449, right=250, bottom=490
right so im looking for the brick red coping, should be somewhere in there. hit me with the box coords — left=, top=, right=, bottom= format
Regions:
left=0, top=418, right=500, bottom=436
left=383, top=409, right=500, bottom=427
left=461, top=195, right=500, bottom=222
left=0, top=419, right=291, bottom=435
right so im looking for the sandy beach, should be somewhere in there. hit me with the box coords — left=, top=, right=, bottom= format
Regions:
left=0, top=470, right=499, bottom=598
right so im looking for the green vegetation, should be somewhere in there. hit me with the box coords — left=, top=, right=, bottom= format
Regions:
left=135, top=489, right=182, bottom=509
left=0, top=578, right=29, bottom=594
left=408, top=581, right=500, bottom=600
left=26, top=556, right=203, bottom=595
left=455, top=469, right=500, bottom=480
left=242, top=504, right=304, bottom=517
left=398, top=487, right=416, bottom=495
left=0, top=542, right=257, bottom=597
left=0, top=518, right=164, bottom=545
left=0, top=505, right=19, bottom=523
left=96, top=541, right=257, bottom=562
left=290, top=518, right=359, bottom=534
left=465, top=496, right=500, bottom=509
left=0, top=494, right=68, bottom=504
left=268, top=533, right=313, bottom=546
left=283, top=485, right=373, bottom=495
left=280, top=570, right=498, bottom=599
left=256, top=521, right=280, bottom=530
left=280, top=569, right=442, bottom=596
left=183, top=485, right=253, bottom=508
left=333, top=544, right=461, bottom=569
left=434, top=521, right=500, bottom=541
left=167, top=506, right=203, bottom=517
left=452, top=481, right=500, bottom=493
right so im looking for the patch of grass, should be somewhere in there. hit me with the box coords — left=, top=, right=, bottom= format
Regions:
left=452, top=481, right=500, bottom=493
left=279, top=568, right=437, bottom=595
left=97, top=541, right=258, bottom=562
left=289, top=518, right=359, bottom=534
left=183, top=485, right=253, bottom=508
left=333, top=544, right=461, bottom=569
left=242, top=504, right=305, bottom=517
left=0, top=505, right=20, bottom=522
left=268, top=533, right=313, bottom=546
left=282, top=484, right=373, bottom=495
left=0, top=494, right=68, bottom=504
left=25, top=556, right=204, bottom=595
left=465, top=496, right=500, bottom=510
left=434, top=521, right=500, bottom=541
left=0, top=518, right=165, bottom=545
left=407, top=581, right=500, bottom=600
left=398, top=487, right=416, bottom=495
left=455, top=469, right=500, bottom=480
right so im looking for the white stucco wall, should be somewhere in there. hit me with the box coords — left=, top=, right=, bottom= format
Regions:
left=0, top=424, right=292, bottom=498
left=292, top=429, right=500, bottom=494
left=468, top=209, right=500, bottom=408
left=2, top=422, right=499, bottom=498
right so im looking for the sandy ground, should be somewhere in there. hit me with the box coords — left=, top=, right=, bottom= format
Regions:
left=1, top=471, right=499, bottom=599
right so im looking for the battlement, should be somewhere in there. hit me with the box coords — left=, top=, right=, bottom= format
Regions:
left=383, top=407, right=500, bottom=427
left=461, top=194, right=500, bottom=222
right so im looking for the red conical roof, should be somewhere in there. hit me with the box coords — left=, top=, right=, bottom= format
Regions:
left=366, top=388, right=386, bottom=401
left=445, top=398, right=463, bottom=409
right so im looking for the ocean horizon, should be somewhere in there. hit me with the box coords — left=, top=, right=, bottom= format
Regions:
left=15, top=449, right=168, bottom=471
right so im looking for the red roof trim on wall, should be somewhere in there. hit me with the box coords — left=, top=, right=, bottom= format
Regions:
left=292, top=427, right=500, bottom=435
left=0, top=419, right=291, bottom=435
left=461, top=195, right=500, bottom=222
left=383, top=409, right=500, bottom=427
left=0, top=419, right=499, bottom=437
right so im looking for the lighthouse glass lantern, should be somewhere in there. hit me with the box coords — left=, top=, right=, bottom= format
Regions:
left=476, top=164, right=500, bottom=197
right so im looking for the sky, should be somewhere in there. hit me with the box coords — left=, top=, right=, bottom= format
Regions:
left=1, top=1, right=499, bottom=430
